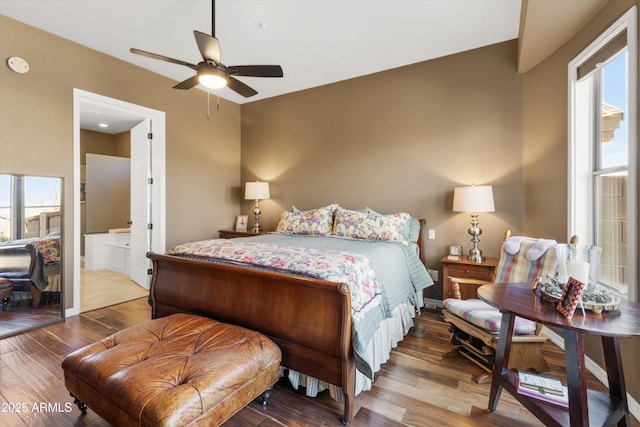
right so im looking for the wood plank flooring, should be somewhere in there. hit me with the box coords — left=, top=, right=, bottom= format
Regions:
left=0, top=268, right=146, bottom=339
left=0, top=303, right=62, bottom=339
left=1, top=299, right=638, bottom=427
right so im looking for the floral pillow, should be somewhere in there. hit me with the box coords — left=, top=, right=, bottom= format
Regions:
left=276, top=204, right=338, bottom=236
left=363, top=207, right=420, bottom=243
left=332, top=207, right=410, bottom=244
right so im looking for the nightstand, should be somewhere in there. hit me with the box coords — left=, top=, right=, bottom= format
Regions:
left=440, top=255, right=497, bottom=300
left=218, top=230, right=266, bottom=239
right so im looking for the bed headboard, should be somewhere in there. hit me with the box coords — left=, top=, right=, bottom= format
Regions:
left=417, top=218, right=427, bottom=266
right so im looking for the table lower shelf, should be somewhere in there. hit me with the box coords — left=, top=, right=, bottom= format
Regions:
left=500, top=371, right=625, bottom=427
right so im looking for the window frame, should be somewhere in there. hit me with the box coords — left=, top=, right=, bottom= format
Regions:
left=568, top=6, right=638, bottom=302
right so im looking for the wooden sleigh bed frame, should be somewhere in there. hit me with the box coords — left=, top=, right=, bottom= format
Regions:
left=147, top=219, right=426, bottom=425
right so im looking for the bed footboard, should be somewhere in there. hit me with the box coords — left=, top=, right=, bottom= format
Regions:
left=147, top=252, right=356, bottom=424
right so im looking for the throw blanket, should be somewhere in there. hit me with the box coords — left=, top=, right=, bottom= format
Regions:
left=168, top=240, right=382, bottom=322
left=33, top=237, right=61, bottom=265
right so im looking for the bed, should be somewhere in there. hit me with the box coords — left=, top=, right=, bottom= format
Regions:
left=147, top=205, right=433, bottom=424
left=0, top=233, right=61, bottom=308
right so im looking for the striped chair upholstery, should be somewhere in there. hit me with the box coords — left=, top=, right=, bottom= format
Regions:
left=493, top=238, right=559, bottom=285
left=443, top=298, right=537, bottom=334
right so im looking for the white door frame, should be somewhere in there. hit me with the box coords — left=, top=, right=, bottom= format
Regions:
left=69, top=89, right=166, bottom=317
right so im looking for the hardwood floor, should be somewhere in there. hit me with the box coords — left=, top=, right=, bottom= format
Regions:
left=0, top=268, right=146, bottom=339
left=0, top=299, right=637, bottom=426
left=0, top=303, right=62, bottom=339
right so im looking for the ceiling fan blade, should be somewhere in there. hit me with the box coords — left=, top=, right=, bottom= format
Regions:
left=229, top=65, right=283, bottom=78
left=227, top=76, right=258, bottom=97
left=130, top=48, right=198, bottom=71
left=194, top=30, right=221, bottom=64
left=173, top=74, right=201, bottom=90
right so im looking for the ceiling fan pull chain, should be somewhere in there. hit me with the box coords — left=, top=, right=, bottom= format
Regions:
left=207, top=90, right=210, bottom=120
left=217, top=95, right=221, bottom=111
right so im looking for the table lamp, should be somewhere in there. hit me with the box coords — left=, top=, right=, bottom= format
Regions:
left=244, top=181, right=270, bottom=233
left=453, top=185, right=495, bottom=263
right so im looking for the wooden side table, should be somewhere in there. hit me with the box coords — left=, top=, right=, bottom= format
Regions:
left=478, top=282, right=640, bottom=427
left=218, top=230, right=266, bottom=239
left=440, top=255, right=497, bottom=300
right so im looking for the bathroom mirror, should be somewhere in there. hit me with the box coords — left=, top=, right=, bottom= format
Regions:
left=0, top=173, right=63, bottom=338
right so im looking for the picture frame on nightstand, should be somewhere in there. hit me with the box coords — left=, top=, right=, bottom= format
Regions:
left=235, top=215, right=248, bottom=232
left=448, top=244, right=463, bottom=261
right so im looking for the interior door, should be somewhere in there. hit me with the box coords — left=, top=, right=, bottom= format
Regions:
left=129, top=119, right=152, bottom=288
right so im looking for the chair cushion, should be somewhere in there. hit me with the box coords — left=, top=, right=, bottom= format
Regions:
left=443, top=298, right=537, bottom=335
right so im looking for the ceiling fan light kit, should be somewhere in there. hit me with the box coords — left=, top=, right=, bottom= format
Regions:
left=129, top=0, right=282, bottom=98
left=198, top=66, right=228, bottom=89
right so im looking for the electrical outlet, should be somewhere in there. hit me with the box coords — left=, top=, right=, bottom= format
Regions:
left=427, top=269, right=439, bottom=282
left=428, top=229, right=436, bottom=240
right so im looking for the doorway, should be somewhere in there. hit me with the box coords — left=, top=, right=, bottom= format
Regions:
left=70, top=89, right=166, bottom=317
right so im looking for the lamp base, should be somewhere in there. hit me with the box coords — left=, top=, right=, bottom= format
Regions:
left=467, top=213, right=484, bottom=263
left=252, top=200, right=262, bottom=234
left=467, top=248, right=484, bottom=263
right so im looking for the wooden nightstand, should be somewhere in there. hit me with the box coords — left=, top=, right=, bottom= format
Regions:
left=440, top=255, right=497, bottom=300
left=218, top=230, right=266, bottom=239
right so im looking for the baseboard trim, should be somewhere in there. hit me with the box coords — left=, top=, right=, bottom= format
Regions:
left=424, top=298, right=443, bottom=310
left=541, top=326, right=639, bottom=421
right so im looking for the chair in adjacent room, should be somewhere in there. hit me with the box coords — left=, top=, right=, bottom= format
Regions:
left=442, top=231, right=574, bottom=383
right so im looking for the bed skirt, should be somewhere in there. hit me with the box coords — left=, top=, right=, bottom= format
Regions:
left=282, top=290, right=423, bottom=401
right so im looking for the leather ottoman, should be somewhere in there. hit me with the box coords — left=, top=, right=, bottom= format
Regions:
left=0, top=277, right=12, bottom=311
left=62, top=313, right=282, bottom=427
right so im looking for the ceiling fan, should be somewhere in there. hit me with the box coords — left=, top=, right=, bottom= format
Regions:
left=129, top=0, right=283, bottom=97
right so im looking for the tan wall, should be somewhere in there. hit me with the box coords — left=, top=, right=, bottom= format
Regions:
left=522, top=0, right=639, bottom=404
left=242, top=40, right=525, bottom=299
left=0, top=16, right=242, bottom=311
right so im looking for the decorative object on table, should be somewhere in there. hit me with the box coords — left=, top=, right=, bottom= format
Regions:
left=235, top=215, right=248, bottom=232
left=452, top=184, right=495, bottom=263
left=244, top=181, right=270, bottom=233
left=516, top=371, right=568, bottom=408
left=540, top=240, right=621, bottom=313
left=447, top=244, right=463, bottom=261
left=556, top=277, right=585, bottom=319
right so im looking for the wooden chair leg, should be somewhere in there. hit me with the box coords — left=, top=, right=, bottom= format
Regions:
left=30, top=286, right=41, bottom=308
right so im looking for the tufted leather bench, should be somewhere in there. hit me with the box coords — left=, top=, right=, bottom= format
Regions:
left=62, top=313, right=282, bottom=426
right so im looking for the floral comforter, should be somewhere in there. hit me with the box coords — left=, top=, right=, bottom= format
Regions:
left=167, top=239, right=382, bottom=323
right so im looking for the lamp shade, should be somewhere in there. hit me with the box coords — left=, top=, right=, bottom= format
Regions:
left=452, top=185, right=495, bottom=213
left=244, top=181, right=270, bottom=200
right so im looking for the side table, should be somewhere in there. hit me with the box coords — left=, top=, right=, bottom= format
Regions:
left=440, top=255, right=497, bottom=300
left=478, top=282, right=640, bottom=427
left=218, top=230, right=267, bottom=239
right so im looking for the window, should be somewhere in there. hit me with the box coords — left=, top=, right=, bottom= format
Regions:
left=0, top=174, right=62, bottom=241
left=568, top=7, right=638, bottom=301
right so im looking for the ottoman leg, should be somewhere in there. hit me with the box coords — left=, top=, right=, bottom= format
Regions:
left=258, top=386, right=274, bottom=407
left=70, top=394, right=87, bottom=414
left=1, top=297, right=9, bottom=311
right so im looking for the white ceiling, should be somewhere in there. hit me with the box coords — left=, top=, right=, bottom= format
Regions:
left=1, top=0, right=607, bottom=133
left=0, top=0, right=522, bottom=107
